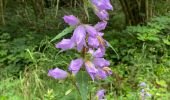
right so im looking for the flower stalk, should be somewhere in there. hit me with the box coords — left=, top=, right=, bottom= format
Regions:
left=48, top=0, right=113, bottom=99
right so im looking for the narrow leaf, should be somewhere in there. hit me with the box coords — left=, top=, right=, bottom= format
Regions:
left=50, top=26, right=75, bottom=42
left=107, top=42, right=120, bottom=60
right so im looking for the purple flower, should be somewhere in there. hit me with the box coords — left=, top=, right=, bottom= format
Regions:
left=96, top=89, right=105, bottom=100
left=95, top=69, right=107, bottom=79
left=139, top=82, right=147, bottom=87
left=88, top=37, right=99, bottom=48
left=85, top=25, right=98, bottom=37
left=93, top=48, right=105, bottom=58
left=68, top=48, right=112, bottom=80
left=146, top=92, right=152, bottom=97
left=95, top=67, right=112, bottom=80
left=48, top=68, right=68, bottom=79
left=94, top=21, right=107, bottom=31
left=56, top=39, right=75, bottom=50
left=95, top=10, right=109, bottom=21
left=91, top=0, right=113, bottom=10
left=87, top=49, right=112, bottom=80
left=93, top=58, right=110, bottom=68
left=85, top=61, right=98, bottom=80
left=71, top=25, right=86, bottom=51
left=63, top=15, right=79, bottom=26
left=69, top=58, right=83, bottom=75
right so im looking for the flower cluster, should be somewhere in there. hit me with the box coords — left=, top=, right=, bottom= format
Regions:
left=139, top=82, right=152, bottom=100
left=91, top=0, right=113, bottom=21
left=48, top=0, right=113, bottom=99
left=48, top=0, right=113, bottom=81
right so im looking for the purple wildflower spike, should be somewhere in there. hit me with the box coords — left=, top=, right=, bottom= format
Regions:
left=56, top=39, right=75, bottom=50
left=63, top=15, right=79, bottom=26
left=48, top=68, right=68, bottom=79
left=69, top=58, right=83, bottom=75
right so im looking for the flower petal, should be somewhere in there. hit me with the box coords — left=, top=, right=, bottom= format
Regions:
left=85, top=25, right=97, bottom=37
left=48, top=68, right=68, bottom=79
left=96, top=69, right=107, bottom=80
left=88, top=37, right=99, bottom=48
left=56, top=39, right=75, bottom=50
left=69, top=58, right=83, bottom=75
left=85, top=61, right=97, bottom=80
left=93, top=58, right=110, bottom=68
left=94, top=10, right=109, bottom=21
left=98, top=32, right=104, bottom=36
left=91, top=0, right=113, bottom=10
left=93, top=48, right=104, bottom=58
left=94, top=21, right=107, bottom=31
left=72, top=25, right=86, bottom=51
left=63, top=15, right=79, bottom=26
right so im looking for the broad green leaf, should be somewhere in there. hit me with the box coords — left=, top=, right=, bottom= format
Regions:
left=76, top=71, right=89, bottom=100
left=50, top=26, right=75, bottom=42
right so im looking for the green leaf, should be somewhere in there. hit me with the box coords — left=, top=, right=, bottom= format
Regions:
left=83, top=0, right=90, bottom=21
left=163, top=39, right=170, bottom=45
left=50, top=26, right=75, bottom=42
left=107, top=42, right=120, bottom=59
left=76, top=71, right=89, bottom=100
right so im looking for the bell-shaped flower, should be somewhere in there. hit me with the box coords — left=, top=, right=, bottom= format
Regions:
left=56, top=39, right=75, bottom=50
left=85, top=61, right=98, bottom=80
left=95, top=67, right=112, bottom=80
left=85, top=25, right=97, bottom=37
left=91, top=0, right=113, bottom=10
left=68, top=58, right=83, bottom=75
left=91, top=0, right=113, bottom=11
left=48, top=68, right=68, bottom=79
left=94, top=21, right=107, bottom=31
left=71, top=25, right=86, bottom=51
left=93, top=58, right=110, bottom=68
left=63, top=15, right=79, bottom=26
left=96, top=89, right=105, bottom=100
left=94, top=10, right=109, bottom=21
left=95, top=69, right=107, bottom=79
